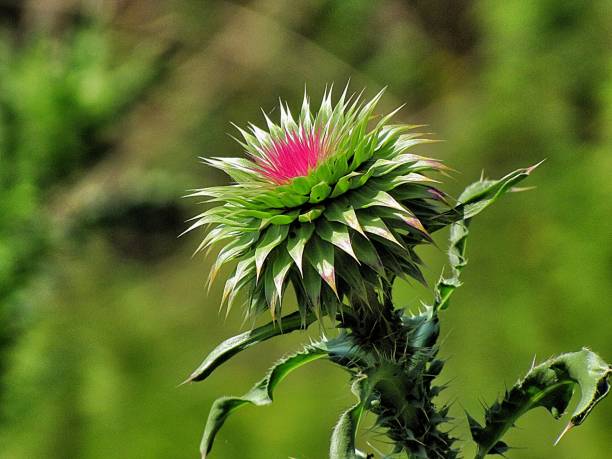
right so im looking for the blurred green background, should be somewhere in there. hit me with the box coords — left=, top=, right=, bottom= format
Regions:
left=0, top=1, right=610, bottom=458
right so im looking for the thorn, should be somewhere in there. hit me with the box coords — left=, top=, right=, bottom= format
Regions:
left=553, top=421, right=574, bottom=446
left=177, top=375, right=193, bottom=388
left=510, top=186, right=537, bottom=193
left=530, top=354, right=537, bottom=371
left=526, top=158, right=547, bottom=174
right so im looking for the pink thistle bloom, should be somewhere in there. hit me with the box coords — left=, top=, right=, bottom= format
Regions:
left=255, top=129, right=330, bottom=184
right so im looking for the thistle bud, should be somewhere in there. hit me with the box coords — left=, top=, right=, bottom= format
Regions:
left=189, top=87, right=451, bottom=320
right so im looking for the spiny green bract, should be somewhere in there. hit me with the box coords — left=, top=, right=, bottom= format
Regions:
left=188, top=87, right=452, bottom=320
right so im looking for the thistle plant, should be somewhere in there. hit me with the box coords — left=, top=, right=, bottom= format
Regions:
left=185, top=87, right=610, bottom=458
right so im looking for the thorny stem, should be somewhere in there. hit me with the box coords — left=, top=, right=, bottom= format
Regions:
left=473, top=380, right=575, bottom=459
left=335, top=288, right=458, bottom=458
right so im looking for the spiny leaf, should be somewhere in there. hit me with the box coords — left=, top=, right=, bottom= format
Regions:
left=209, top=232, right=258, bottom=286
left=377, top=245, right=426, bottom=286
left=200, top=346, right=327, bottom=458
left=357, top=211, right=403, bottom=247
left=272, top=248, right=293, bottom=300
left=367, top=154, right=421, bottom=177
left=471, top=348, right=611, bottom=459
left=221, top=257, right=255, bottom=311
left=324, top=200, right=366, bottom=237
left=202, top=157, right=260, bottom=182
left=375, top=207, right=431, bottom=240
left=286, top=223, right=315, bottom=275
left=350, top=185, right=406, bottom=212
left=194, top=225, right=237, bottom=255
left=306, top=236, right=337, bottom=295
left=264, top=259, right=279, bottom=318
left=254, top=224, right=289, bottom=279
left=316, top=219, right=359, bottom=261
left=336, top=256, right=368, bottom=300
left=351, top=234, right=385, bottom=277
left=184, top=311, right=315, bottom=384
left=387, top=172, right=439, bottom=188
left=458, top=163, right=542, bottom=219
left=389, top=184, right=440, bottom=201
left=302, top=262, right=322, bottom=308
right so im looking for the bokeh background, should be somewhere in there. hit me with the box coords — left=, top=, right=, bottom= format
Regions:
left=0, top=1, right=610, bottom=458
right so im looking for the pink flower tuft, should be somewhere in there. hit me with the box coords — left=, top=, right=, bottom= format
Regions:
left=256, top=129, right=330, bottom=184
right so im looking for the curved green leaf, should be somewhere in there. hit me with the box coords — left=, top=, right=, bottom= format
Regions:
left=433, top=220, right=469, bottom=312
left=470, top=348, right=611, bottom=458
left=330, top=378, right=368, bottom=459
left=184, top=310, right=315, bottom=384
left=458, top=163, right=542, bottom=219
left=200, top=346, right=327, bottom=458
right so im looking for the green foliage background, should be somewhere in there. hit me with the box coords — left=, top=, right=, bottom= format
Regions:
left=0, top=1, right=610, bottom=458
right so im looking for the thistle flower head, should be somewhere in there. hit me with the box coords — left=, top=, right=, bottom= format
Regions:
left=189, top=87, right=453, bottom=320
left=255, top=128, right=330, bottom=184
